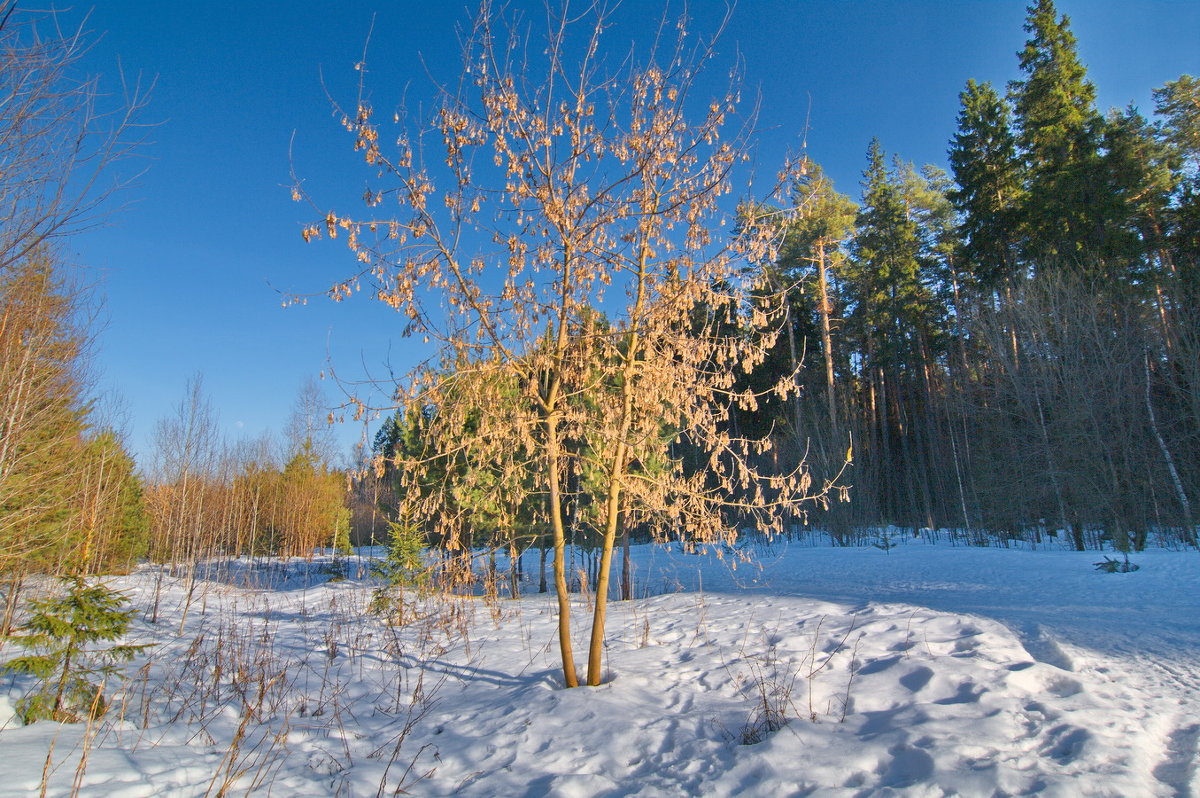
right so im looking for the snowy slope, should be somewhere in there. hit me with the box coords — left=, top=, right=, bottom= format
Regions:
left=1, top=538, right=1197, bottom=796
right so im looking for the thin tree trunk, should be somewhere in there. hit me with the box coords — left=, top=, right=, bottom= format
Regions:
left=538, top=538, right=548, bottom=594
left=620, top=526, right=632, bottom=601
left=1145, top=354, right=1193, bottom=534
left=783, top=301, right=804, bottom=439
left=816, top=237, right=838, bottom=431
left=877, top=369, right=894, bottom=523
left=508, top=542, right=520, bottom=599
left=781, top=294, right=810, bottom=535
left=588, top=232, right=651, bottom=686
left=1032, top=385, right=1072, bottom=547
left=946, top=415, right=973, bottom=540
left=52, top=644, right=76, bottom=718
left=544, top=414, right=579, bottom=687
left=0, top=573, right=22, bottom=639
left=150, top=568, right=163, bottom=623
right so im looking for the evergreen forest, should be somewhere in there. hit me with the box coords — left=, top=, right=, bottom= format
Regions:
left=353, top=0, right=1200, bottom=560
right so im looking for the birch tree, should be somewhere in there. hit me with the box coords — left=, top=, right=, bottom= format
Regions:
left=0, top=6, right=148, bottom=274
left=0, top=5, right=146, bottom=579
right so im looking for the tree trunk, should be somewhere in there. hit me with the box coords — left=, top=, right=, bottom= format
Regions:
left=620, top=526, right=632, bottom=601
left=588, top=233, right=651, bottom=686
left=538, top=539, right=548, bottom=594
left=544, top=414, right=579, bottom=687
left=0, top=574, right=22, bottom=639
left=1145, top=354, right=1193, bottom=536
left=509, top=542, right=521, bottom=599
left=1070, top=519, right=1085, bottom=552
left=816, top=237, right=838, bottom=431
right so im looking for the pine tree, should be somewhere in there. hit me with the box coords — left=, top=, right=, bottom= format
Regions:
left=845, top=142, right=950, bottom=529
left=1100, top=106, right=1178, bottom=274
left=1154, top=75, right=1200, bottom=165
left=894, top=162, right=955, bottom=360
left=776, top=161, right=857, bottom=430
left=848, top=140, right=927, bottom=375
left=1154, top=75, right=1200, bottom=295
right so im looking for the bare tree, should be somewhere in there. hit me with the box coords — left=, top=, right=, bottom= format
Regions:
left=146, top=374, right=221, bottom=626
left=297, top=4, right=835, bottom=686
left=966, top=270, right=1185, bottom=548
left=0, top=5, right=149, bottom=274
left=284, top=376, right=339, bottom=467
left=0, top=4, right=148, bottom=603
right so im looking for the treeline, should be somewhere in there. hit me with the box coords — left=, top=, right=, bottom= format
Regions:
left=0, top=7, right=151, bottom=610
left=3, top=270, right=353, bottom=587
left=2, top=260, right=351, bottom=586
left=742, top=0, right=1198, bottom=548
left=143, top=378, right=351, bottom=567
left=0, top=9, right=354, bottom=601
left=359, top=0, right=1198, bottom=552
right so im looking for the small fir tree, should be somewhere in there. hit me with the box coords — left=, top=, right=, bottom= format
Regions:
left=332, top=506, right=353, bottom=554
left=370, top=515, right=429, bottom=621
left=3, top=577, right=148, bottom=724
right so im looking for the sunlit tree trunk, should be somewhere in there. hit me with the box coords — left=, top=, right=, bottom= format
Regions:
left=816, top=237, right=838, bottom=431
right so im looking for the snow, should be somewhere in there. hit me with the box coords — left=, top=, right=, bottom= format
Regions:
left=1, top=535, right=1198, bottom=796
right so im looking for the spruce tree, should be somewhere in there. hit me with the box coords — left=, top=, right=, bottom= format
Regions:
left=895, top=162, right=955, bottom=355
left=848, top=139, right=927, bottom=374
left=948, top=80, right=1024, bottom=288
left=845, top=143, right=951, bottom=529
left=1010, top=0, right=1106, bottom=266
left=3, top=577, right=148, bottom=724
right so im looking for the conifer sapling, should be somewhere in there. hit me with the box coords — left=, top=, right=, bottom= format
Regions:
left=3, top=577, right=149, bottom=724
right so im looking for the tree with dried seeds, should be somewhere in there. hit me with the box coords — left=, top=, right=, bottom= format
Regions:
left=296, top=3, right=836, bottom=687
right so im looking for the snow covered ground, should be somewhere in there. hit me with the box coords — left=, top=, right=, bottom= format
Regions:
left=1, top=535, right=1198, bottom=796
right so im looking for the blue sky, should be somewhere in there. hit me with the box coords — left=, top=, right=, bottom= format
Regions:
left=69, top=1, right=1200, bottom=466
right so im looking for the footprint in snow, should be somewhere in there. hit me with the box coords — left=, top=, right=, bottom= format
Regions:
left=1152, top=722, right=1200, bottom=797
left=1044, top=674, right=1083, bottom=698
left=856, top=655, right=902, bottom=677
left=932, top=680, right=986, bottom=705
left=952, top=635, right=981, bottom=656
left=880, top=743, right=936, bottom=788
left=898, top=665, right=934, bottom=693
left=1022, top=699, right=1061, bottom=725
left=1017, top=624, right=1075, bottom=672
left=1039, top=723, right=1090, bottom=764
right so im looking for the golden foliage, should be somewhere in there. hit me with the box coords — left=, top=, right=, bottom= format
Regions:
left=300, top=2, right=841, bottom=686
